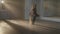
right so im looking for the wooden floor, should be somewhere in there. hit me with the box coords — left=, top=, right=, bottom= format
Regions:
left=0, top=19, right=60, bottom=34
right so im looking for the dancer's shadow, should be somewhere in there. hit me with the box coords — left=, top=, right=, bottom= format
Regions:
left=3, top=19, right=40, bottom=34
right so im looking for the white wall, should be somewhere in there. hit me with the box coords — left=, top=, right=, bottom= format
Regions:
left=25, top=0, right=32, bottom=19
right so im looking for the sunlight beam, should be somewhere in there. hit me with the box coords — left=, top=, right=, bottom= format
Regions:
left=1, top=0, right=4, bottom=3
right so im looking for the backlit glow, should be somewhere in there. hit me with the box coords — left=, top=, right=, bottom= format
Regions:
left=1, top=0, right=4, bottom=3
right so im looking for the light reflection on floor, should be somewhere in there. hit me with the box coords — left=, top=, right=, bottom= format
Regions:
left=0, top=20, right=32, bottom=34
left=0, top=20, right=60, bottom=34
left=0, top=21, right=16, bottom=34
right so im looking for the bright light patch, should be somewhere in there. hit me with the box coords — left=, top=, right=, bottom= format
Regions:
left=1, top=0, right=4, bottom=3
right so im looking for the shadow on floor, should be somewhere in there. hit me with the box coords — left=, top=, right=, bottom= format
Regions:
left=3, top=19, right=40, bottom=34
left=34, top=23, right=60, bottom=34
left=35, top=23, right=59, bottom=29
